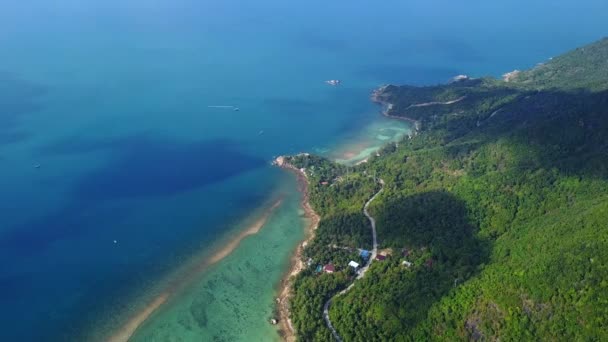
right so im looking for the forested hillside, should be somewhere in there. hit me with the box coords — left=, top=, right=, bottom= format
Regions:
left=287, top=38, right=608, bottom=341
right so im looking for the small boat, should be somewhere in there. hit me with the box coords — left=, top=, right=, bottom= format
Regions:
left=325, top=80, right=341, bottom=86
left=34, top=164, right=41, bottom=169
left=258, top=130, right=264, bottom=135
left=233, top=107, right=240, bottom=111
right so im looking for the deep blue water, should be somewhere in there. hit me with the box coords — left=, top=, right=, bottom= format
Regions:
left=1, top=0, right=607, bottom=340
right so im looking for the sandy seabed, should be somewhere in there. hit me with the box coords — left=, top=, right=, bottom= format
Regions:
left=274, top=161, right=321, bottom=342
left=107, top=199, right=284, bottom=342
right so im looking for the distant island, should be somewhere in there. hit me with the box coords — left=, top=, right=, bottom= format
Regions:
left=277, top=37, right=608, bottom=341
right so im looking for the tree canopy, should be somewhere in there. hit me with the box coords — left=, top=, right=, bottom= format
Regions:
left=287, top=37, right=608, bottom=341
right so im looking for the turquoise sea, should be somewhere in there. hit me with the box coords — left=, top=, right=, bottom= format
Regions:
left=1, top=0, right=607, bottom=340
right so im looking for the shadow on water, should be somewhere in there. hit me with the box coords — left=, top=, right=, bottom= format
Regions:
left=330, top=191, right=489, bottom=339
left=0, top=134, right=268, bottom=340
left=0, top=204, right=132, bottom=257
left=43, top=135, right=266, bottom=199
left=0, top=72, right=46, bottom=145
left=73, top=138, right=264, bottom=200
left=2, top=136, right=265, bottom=255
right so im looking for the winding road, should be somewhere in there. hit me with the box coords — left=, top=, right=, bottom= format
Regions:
left=406, top=95, right=466, bottom=109
left=323, top=179, right=384, bottom=341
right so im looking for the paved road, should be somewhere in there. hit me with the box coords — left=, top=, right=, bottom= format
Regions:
left=323, top=180, right=384, bottom=341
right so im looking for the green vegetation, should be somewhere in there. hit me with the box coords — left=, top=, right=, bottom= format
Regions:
left=513, top=37, right=608, bottom=91
left=286, top=154, right=379, bottom=339
left=287, top=37, right=608, bottom=341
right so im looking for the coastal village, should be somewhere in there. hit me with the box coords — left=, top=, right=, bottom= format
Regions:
left=273, top=154, right=435, bottom=276
left=273, top=153, right=435, bottom=338
left=310, top=247, right=432, bottom=276
left=270, top=77, right=502, bottom=338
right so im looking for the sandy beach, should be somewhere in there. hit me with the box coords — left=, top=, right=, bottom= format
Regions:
left=274, top=158, right=321, bottom=342
left=107, top=199, right=284, bottom=342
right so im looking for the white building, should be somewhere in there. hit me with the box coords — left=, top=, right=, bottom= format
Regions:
left=348, top=260, right=360, bottom=269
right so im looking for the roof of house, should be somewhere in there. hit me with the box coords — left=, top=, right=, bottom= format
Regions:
left=360, top=250, right=370, bottom=257
left=376, top=254, right=386, bottom=261
left=323, top=264, right=335, bottom=272
left=348, top=260, right=360, bottom=268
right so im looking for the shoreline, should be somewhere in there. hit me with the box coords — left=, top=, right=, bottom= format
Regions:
left=107, top=198, right=284, bottom=342
left=274, top=157, right=321, bottom=342
left=272, top=89, right=408, bottom=340
left=371, top=85, right=421, bottom=132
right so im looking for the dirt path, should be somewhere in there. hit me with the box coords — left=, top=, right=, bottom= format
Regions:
left=406, top=96, right=466, bottom=109
left=322, top=179, right=384, bottom=340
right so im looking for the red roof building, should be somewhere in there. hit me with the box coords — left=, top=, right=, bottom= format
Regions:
left=323, top=263, right=335, bottom=273
left=375, top=254, right=386, bottom=261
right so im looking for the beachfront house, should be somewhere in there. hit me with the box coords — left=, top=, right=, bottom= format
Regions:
left=323, top=263, right=335, bottom=274
left=348, top=260, right=360, bottom=270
